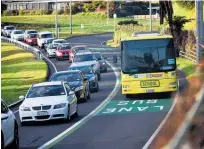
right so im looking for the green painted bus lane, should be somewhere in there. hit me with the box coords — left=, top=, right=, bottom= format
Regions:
left=98, top=98, right=173, bottom=115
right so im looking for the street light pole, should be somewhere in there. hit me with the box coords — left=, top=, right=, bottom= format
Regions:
left=149, top=0, right=152, bottom=32
left=70, top=0, right=72, bottom=34
left=55, top=0, right=58, bottom=38
left=195, top=0, right=203, bottom=64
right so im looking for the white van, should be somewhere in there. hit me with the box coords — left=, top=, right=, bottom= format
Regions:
left=37, top=31, right=54, bottom=48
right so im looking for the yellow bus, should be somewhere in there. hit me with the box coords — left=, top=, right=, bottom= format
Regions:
left=121, top=33, right=178, bottom=98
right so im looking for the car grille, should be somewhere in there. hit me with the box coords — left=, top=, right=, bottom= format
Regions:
left=32, top=106, right=41, bottom=110
left=35, top=116, right=50, bottom=119
left=32, top=105, right=51, bottom=111
left=42, top=105, right=51, bottom=110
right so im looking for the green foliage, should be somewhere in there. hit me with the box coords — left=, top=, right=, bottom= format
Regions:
left=172, top=16, right=191, bottom=31
left=176, top=1, right=195, bottom=10
left=113, top=24, right=160, bottom=44
left=76, top=12, right=106, bottom=19
left=3, top=10, right=18, bottom=16
left=52, top=9, right=64, bottom=15
left=83, top=3, right=96, bottom=12
left=19, top=9, right=24, bottom=16
left=118, top=20, right=138, bottom=25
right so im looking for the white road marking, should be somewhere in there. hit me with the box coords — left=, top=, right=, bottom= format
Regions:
left=14, top=110, right=19, bottom=114
left=38, top=61, right=120, bottom=149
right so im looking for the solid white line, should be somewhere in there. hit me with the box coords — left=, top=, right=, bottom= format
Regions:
left=14, top=110, right=19, bottom=114
left=38, top=61, right=120, bottom=149
left=142, top=94, right=179, bottom=149
left=42, top=55, right=57, bottom=73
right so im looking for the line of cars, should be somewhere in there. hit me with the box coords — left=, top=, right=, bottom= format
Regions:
left=1, top=26, right=109, bottom=147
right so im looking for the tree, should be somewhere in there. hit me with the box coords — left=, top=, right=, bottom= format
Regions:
left=1, top=2, right=7, bottom=14
left=159, top=1, right=174, bottom=36
left=176, top=1, right=195, bottom=10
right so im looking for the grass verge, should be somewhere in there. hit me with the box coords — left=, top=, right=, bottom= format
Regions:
left=176, top=57, right=196, bottom=77
left=1, top=42, right=47, bottom=105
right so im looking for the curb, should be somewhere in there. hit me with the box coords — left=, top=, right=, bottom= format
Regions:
left=8, top=99, right=24, bottom=108
left=65, top=32, right=113, bottom=40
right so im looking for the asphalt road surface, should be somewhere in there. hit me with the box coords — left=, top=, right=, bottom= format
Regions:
left=10, top=33, right=188, bottom=149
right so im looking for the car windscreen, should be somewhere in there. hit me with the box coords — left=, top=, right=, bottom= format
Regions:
left=26, top=85, right=65, bottom=98
left=50, top=72, right=82, bottom=82
left=6, top=26, right=15, bottom=30
left=70, top=66, right=93, bottom=74
left=54, top=40, right=67, bottom=44
left=48, top=44, right=58, bottom=49
left=73, top=54, right=96, bottom=62
left=60, top=44, right=71, bottom=50
left=46, top=39, right=54, bottom=44
left=14, top=31, right=23, bottom=34
left=74, top=47, right=86, bottom=52
left=94, top=53, right=102, bottom=60
left=28, top=30, right=37, bottom=34
left=41, top=33, right=53, bottom=38
left=28, top=33, right=37, bottom=38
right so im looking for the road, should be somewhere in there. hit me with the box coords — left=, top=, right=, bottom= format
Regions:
left=10, top=33, right=188, bottom=149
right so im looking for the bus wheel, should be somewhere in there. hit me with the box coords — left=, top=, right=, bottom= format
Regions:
left=125, top=94, right=132, bottom=99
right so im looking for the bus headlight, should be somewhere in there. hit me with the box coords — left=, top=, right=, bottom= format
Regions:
left=169, top=82, right=177, bottom=86
left=123, top=85, right=130, bottom=89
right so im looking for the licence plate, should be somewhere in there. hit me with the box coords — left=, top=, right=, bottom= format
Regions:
left=140, top=80, right=159, bottom=88
left=37, top=111, right=48, bottom=116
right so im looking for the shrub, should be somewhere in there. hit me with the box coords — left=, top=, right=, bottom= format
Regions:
left=19, top=9, right=25, bottom=16
left=3, top=10, right=18, bottom=16
left=118, top=20, right=138, bottom=25
left=76, top=12, right=106, bottom=19
left=83, top=3, right=96, bottom=12
left=52, top=9, right=64, bottom=15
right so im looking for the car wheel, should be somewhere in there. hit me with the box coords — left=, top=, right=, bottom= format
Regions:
left=47, top=53, right=50, bottom=58
left=83, top=91, right=88, bottom=102
left=65, top=104, right=71, bottom=122
left=95, top=83, right=99, bottom=92
left=1, top=131, right=4, bottom=149
left=98, top=74, right=101, bottom=81
left=10, top=123, right=19, bottom=149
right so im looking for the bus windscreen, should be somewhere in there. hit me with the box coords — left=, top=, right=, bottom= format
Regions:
left=121, top=39, right=176, bottom=73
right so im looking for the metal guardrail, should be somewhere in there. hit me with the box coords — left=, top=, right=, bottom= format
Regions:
left=163, top=86, right=204, bottom=149
left=1, top=36, right=42, bottom=60
left=179, top=50, right=197, bottom=63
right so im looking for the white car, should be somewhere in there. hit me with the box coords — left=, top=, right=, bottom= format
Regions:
left=10, top=30, right=24, bottom=41
left=24, top=30, right=37, bottom=39
left=2, top=25, right=16, bottom=37
left=37, top=31, right=54, bottom=48
left=46, top=43, right=59, bottom=58
left=52, top=39, right=68, bottom=44
left=1, top=100, right=19, bottom=149
left=18, top=81, right=78, bottom=125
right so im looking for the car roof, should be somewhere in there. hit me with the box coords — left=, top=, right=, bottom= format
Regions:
left=53, top=70, right=81, bottom=75
left=53, top=39, right=65, bottom=41
left=72, top=45, right=87, bottom=48
left=70, top=63, right=92, bottom=68
left=75, top=51, right=93, bottom=55
left=13, top=30, right=23, bottom=32
left=33, top=81, right=63, bottom=87
left=70, top=62, right=93, bottom=67
left=38, top=31, right=52, bottom=35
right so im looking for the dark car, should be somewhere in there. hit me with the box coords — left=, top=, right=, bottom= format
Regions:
left=69, top=65, right=99, bottom=92
left=49, top=70, right=90, bottom=102
left=94, top=52, right=108, bottom=73
left=56, top=43, right=72, bottom=61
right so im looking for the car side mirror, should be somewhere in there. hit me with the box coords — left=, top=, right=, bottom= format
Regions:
left=104, top=57, right=107, bottom=59
left=19, top=95, right=25, bottom=100
left=69, top=91, right=75, bottom=95
left=1, top=114, right=9, bottom=120
left=84, top=77, right=87, bottom=81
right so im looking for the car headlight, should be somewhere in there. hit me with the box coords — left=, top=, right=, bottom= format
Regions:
left=102, top=62, right=106, bottom=65
left=89, top=77, right=95, bottom=81
left=56, top=51, right=62, bottom=56
left=75, top=86, right=83, bottom=92
left=28, top=39, right=32, bottom=42
left=54, top=103, right=66, bottom=109
left=20, top=106, right=31, bottom=111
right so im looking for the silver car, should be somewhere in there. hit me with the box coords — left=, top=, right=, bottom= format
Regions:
left=46, top=43, right=59, bottom=58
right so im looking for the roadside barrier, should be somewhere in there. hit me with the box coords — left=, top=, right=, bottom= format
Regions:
left=162, top=86, right=204, bottom=149
left=1, top=36, right=42, bottom=60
